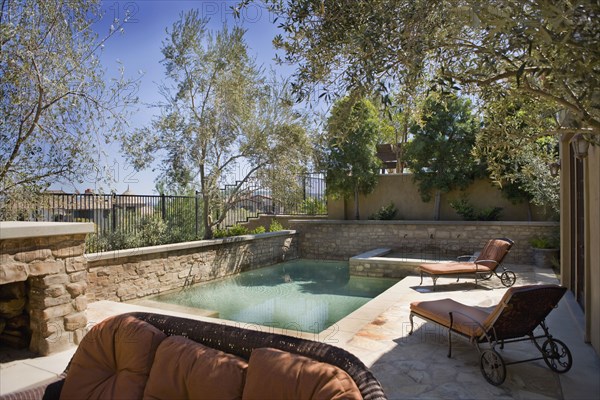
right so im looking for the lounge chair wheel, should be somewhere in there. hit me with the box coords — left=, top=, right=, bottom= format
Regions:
left=500, top=271, right=516, bottom=287
left=542, top=338, right=573, bottom=373
left=480, top=349, right=506, bottom=385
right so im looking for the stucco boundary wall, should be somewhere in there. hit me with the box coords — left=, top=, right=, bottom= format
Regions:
left=289, top=220, right=559, bottom=265
left=85, top=231, right=298, bottom=303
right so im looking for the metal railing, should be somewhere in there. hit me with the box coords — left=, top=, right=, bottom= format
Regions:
left=217, top=172, right=327, bottom=228
left=6, top=173, right=326, bottom=252
left=12, top=193, right=202, bottom=253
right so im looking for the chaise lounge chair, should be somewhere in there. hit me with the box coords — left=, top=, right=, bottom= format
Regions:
left=408, top=284, right=572, bottom=385
left=419, top=237, right=516, bottom=290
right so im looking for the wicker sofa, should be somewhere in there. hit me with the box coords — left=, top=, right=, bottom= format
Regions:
left=3, top=312, right=386, bottom=400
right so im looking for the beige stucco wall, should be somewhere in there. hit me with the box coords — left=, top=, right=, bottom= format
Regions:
left=559, top=136, right=600, bottom=356
left=329, top=175, right=554, bottom=221
left=586, top=144, right=600, bottom=354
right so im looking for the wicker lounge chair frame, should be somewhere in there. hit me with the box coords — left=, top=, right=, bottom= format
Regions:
left=3, top=312, right=387, bottom=400
left=408, top=284, right=572, bottom=385
left=419, top=237, right=517, bottom=290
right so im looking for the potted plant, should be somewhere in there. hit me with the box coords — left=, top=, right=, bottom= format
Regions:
left=530, top=234, right=560, bottom=268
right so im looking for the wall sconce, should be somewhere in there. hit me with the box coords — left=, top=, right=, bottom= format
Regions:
left=549, top=161, right=561, bottom=177
left=571, top=134, right=590, bottom=159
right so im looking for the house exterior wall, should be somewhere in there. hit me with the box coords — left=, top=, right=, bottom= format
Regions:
left=560, top=135, right=599, bottom=356
left=584, top=144, right=600, bottom=354
left=328, top=175, right=554, bottom=221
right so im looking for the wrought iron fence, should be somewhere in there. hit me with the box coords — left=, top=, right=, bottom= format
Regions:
left=11, top=192, right=203, bottom=253
left=6, top=173, right=326, bottom=252
left=217, top=172, right=327, bottom=228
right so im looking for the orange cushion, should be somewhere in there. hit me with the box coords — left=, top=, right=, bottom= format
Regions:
left=242, top=347, right=362, bottom=400
left=143, top=335, right=248, bottom=400
left=410, top=298, right=491, bottom=338
left=60, top=314, right=167, bottom=400
left=476, top=239, right=511, bottom=268
left=419, top=262, right=492, bottom=274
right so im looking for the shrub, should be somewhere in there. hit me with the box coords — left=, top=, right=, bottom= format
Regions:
left=137, top=215, right=168, bottom=246
left=301, top=198, right=327, bottom=215
left=227, top=224, right=250, bottom=236
left=369, top=202, right=398, bottom=220
left=212, top=227, right=228, bottom=238
left=269, top=219, right=284, bottom=232
left=450, top=198, right=503, bottom=221
left=530, top=235, right=560, bottom=249
left=212, top=224, right=264, bottom=238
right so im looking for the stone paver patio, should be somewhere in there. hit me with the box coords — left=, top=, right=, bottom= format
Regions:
left=1, top=263, right=598, bottom=399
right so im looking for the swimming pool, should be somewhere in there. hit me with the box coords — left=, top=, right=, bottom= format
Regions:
left=149, top=259, right=398, bottom=332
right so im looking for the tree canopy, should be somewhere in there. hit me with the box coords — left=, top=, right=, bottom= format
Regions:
left=123, top=10, right=311, bottom=238
left=0, top=0, right=137, bottom=216
left=238, top=0, right=598, bottom=213
left=258, top=0, right=599, bottom=137
left=475, top=91, right=560, bottom=212
left=404, top=95, right=484, bottom=218
left=325, top=97, right=381, bottom=219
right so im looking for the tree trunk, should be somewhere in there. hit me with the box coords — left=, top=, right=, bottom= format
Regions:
left=433, top=190, right=441, bottom=221
left=200, top=165, right=212, bottom=240
left=354, top=186, right=360, bottom=220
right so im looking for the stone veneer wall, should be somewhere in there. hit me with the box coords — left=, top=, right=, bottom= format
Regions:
left=0, top=222, right=94, bottom=355
left=289, top=220, right=560, bottom=265
left=85, top=231, right=298, bottom=302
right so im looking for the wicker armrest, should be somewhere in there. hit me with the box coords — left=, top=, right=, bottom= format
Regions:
left=0, top=375, right=65, bottom=400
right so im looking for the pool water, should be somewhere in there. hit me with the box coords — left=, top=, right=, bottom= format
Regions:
left=150, top=259, right=398, bottom=332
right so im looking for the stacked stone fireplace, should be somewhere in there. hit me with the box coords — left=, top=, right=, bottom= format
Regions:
left=0, top=222, right=94, bottom=355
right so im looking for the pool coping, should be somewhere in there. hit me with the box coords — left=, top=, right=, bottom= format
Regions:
left=349, top=247, right=456, bottom=280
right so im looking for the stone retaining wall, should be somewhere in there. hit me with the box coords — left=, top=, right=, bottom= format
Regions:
left=85, top=231, right=298, bottom=302
left=0, top=222, right=94, bottom=355
left=289, top=220, right=559, bottom=265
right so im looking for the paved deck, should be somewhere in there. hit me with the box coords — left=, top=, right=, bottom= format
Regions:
left=1, top=264, right=599, bottom=399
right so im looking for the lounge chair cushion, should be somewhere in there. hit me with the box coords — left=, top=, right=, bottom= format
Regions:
left=419, top=262, right=493, bottom=275
left=60, top=314, right=167, bottom=400
left=410, top=298, right=492, bottom=338
left=143, top=335, right=248, bottom=400
left=476, top=239, right=512, bottom=268
left=242, top=347, right=362, bottom=400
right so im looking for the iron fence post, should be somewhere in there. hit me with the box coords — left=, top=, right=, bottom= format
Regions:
left=195, top=190, right=199, bottom=238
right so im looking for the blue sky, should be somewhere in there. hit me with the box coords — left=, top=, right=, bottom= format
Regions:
left=58, top=0, right=294, bottom=195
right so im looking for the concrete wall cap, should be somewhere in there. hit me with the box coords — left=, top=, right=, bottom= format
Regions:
left=85, top=230, right=297, bottom=262
left=0, top=221, right=95, bottom=240
left=289, top=219, right=559, bottom=227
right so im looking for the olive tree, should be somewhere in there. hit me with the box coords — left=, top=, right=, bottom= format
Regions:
left=239, top=0, right=599, bottom=197
left=123, top=10, right=311, bottom=238
left=254, top=0, right=599, bottom=134
left=0, top=0, right=137, bottom=218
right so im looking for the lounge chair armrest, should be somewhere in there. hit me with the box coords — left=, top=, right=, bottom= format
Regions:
left=474, top=259, right=498, bottom=269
